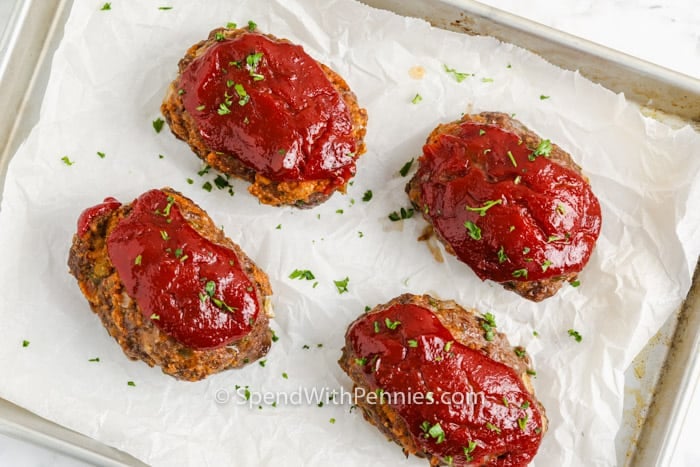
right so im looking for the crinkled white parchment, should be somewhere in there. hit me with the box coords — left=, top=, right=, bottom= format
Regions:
left=0, top=1, right=699, bottom=466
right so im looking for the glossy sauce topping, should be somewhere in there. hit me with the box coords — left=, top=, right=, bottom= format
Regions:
left=77, top=197, right=121, bottom=236
left=101, top=190, right=259, bottom=350
left=347, top=303, right=544, bottom=466
left=180, top=32, right=357, bottom=190
left=417, top=122, right=601, bottom=282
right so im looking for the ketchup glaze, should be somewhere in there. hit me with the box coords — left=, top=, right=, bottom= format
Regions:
left=416, top=122, right=601, bottom=283
left=179, top=32, right=357, bottom=191
left=347, top=303, right=544, bottom=466
left=79, top=189, right=260, bottom=350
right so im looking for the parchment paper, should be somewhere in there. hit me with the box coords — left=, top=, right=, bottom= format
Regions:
left=0, top=1, right=699, bottom=465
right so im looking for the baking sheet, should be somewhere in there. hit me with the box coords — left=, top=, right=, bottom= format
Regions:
left=0, top=0, right=699, bottom=466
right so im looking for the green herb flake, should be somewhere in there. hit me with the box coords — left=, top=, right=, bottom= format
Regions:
left=570, top=279, right=581, bottom=287
left=479, top=129, right=486, bottom=136
left=518, top=415, right=529, bottom=431
left=158, top=6, right=173, bottom=11
left=522, top=247, right=531, bottom=254
left=503, top=397, right=509, bottom=407
left=218, top=101, right=231, bottom=115
left=127, top=381, right=136, bottom=387
left=355, top=357, right=367, bottom=366
left=196, top=104, right=206, bottom=111
left=248, top=20, right=257, bottom=31
left=408, top=339, right=418, bottom=348
left=336, top=209, right=344, bottom=214
left=334, top=277, right=349, bottom=294
left=150, top=313, right=160, bottom=321
left=289, top=269, right=315, bottom=281
left=152, top=117, right=165, bottom=133
left=547, top=235, right=563, bottom=243
left=514, top=175, right=522, bottom=184
left=443, top=64, right=472, bottom=82
left=202, top=181, right=213, bottom=192
left=160, top=230, right=169, bottom=241
left=61, top=156, right=74, bottom=166
left=533, top=331, right=540, bottom=337
left=362, top=190, right=373, bottom=202
left=485, top=422, right=501, bottom=433
left=444, top=341, right=453, bottom=352
left=234, top=83, right=249, bottom=105
left=399, top=158, right=414, bottom=177
left=463, top=441, right=477, bottom=462
left=529, top=139, right=552, bottom=160
left=512, top=268, right=528, bottom=278
left=388, top=207, right=414, bottom=221
left=427, top=422, right=446, bottom=444
left=134, top=255, right=142, bottom=265
left=96, top=151, right=106, bottom=159
left=568, top=329, right=583, bottom=342
left=22, top=340, right=30, bottom=348
left=271, top=330, right=279, bottom=342
left=497, top=246, right=509, bottom=264
left=329, top=418, right=336, bottom=424
left=522, top=401, right=530, bottom=409
left=514, top=348, right=526, bottom=358
left=527, top=368, right=537, bottom=376
left=282, top=372, right=288, bottom=379
left=259, top=359, right=267, bottom=367
left=465, top=199, right=502, bottom=216
left=411, top=93, right=423, bottom=104
left=374, top=321, right=380, bottom=333
left=540, top=95, right=550, bottom=100
left=464, top=221, right=482, bottom=240
left=100, top=3, right=111, bottom=11
left=226, top=22, right=237, bottom=29
left=215, top=32, right=225, bottom=41
left=556, top=204, right=567, bottom=215
left=88, top=357, right=100, bottom=362
left=384, top=318, right=401, bottom=330
left=541, top=259, right=553, bottom=272
left=507, top=150, right=517, bottom=167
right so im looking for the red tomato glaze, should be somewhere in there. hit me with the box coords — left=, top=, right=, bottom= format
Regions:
left=179, top=32, right=357, bottom=191
left=87, top=189, right=260, bottom=350
left=416, top=122, right=601, bottom=283
left=77, top=197, right=121, bottom=236
left=347, top=304, right=544, bottom=466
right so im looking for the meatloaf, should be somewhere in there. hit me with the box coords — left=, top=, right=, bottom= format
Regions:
left=161, top=26, right=368, bottom=208
left=406, top=112, right=602, bottom=301
left=68, top=188, right=273, bottom=381
left=339, top=294, right=547, bottom=466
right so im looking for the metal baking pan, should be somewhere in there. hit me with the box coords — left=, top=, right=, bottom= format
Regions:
left=1, top=0, right=698, bottom=465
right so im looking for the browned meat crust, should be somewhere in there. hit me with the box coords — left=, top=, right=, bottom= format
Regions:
left=161, top=28, right=368, bottom=208
left=68, top=188, right=273, bottom=381
left=338, top=294, right=547, bottom=465
left=406, top=112, right=582, bottom=302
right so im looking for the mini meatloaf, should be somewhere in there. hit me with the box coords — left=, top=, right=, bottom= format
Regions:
left=161, top=27, right=368, bottom=208
left=68, top=188, right=273, bottom=381
left=339, top=294, right=547, bottom=466
left=406, top=112, right=602, bottom=301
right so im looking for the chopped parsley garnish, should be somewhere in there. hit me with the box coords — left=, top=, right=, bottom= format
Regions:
left=388, top=207, right=414, bottom=221
left=463, top=441, right=477, bottom=462
left=570, top=279, right=581, bottom=287
left=502, top=397, right=509, bottom=407
left=196, top=104, right=206, bottom=111
left=282, top=372, right=288, bottom=379
left=271, top=330, right=279, bottom=342
left=497, top=246, right=509, bottom=263
left=96, top=151, right=106, bottom=159
left=485, top=422, right=501, bottom=433
left=160, top=230, right=169, bottom=241
left=61, top=156, right=74, bottom=166
left=556, top=204, right=567, bottom=215
left=234, top=83, right=249, bottom=105
left=100, top=3, right=111, bottom=11
left=479, top=129, right=486, bottom=136
left=427, top=422, right=446, bottom=443
left=514, top=175, right=522, bottom=184
left=444, top=341, right=453, bottom=352
left=568, top=329, right=583, bottom=342
left=186, top=178, right=194, bottom=184
left=464, top=221, right=482, bottom=240
left=547, top=235, right=563, bottom=243
left=514, top=348, right=526, bottom=358
left=533, top=331, right=540, bottom=337
left=522, top=247, right=530, bottom=254
left=202, top=181, right=213, bottom=192
left=522, top=401, right=530, bottom=409
left=527, top=368, right=537, bottom=376
left=218, top=101, right=231, bottom=115
left=152, top=117, right=165, bottom=133
left=399, top=158, right=414, bottom=177
left=158, top=6, right=173, bottom=10
left=541, top=259, right=552, bottom=272
left=540, top=95, right=550, bottom=100
left=529, top=139, right=552, bottom=160
left=334, top=277, right=349, bottom=294
left=289, top=269, right=315, bottom=281
left=226, top=22, right=237, bottom=29
left=411, top=93, right=422, bottom=104
left=150, top=313, right=160, bottom=320
left=259, top=359, right=267, bottom=367
left=22, top=340, right=30, bottom=347
left=518, top=415, right=529, bottom=431
left=329, top=418, right=336, bottom=424
left=336, top=209, right=344, bottom=214
left=134, top=255, right=142, bottom=265
left=384, top=318, right=401, bottom=330
left=88, top=357, right=100, bottom=362
left=248, top=20, right=257, bottom=31
left=355, top=357, right=367, bottom=366
left=215, top=32, right=225, bottom=41
left=362, top=190, right=373, bottom=202
left=465, top=199, right=502, bottom=216
left=507, top=150, right=517, bottom=167
left=408, top=339, right=418, bottom=348
left=246, top=52, right=265, bottom=80
left=127, top=381, right=136, bottom=387
left=481, top=312, right=497, bottom=341
left=512, top=268, right=528, bottom=278
left=196, top=165, right=209, bottom=177
left=373, top=321, right=381, bottom=333
left=443, top=64, right=471, bottom=82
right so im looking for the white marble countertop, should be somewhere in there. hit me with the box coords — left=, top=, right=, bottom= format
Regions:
left=0, top=0, right=698, bottom=466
